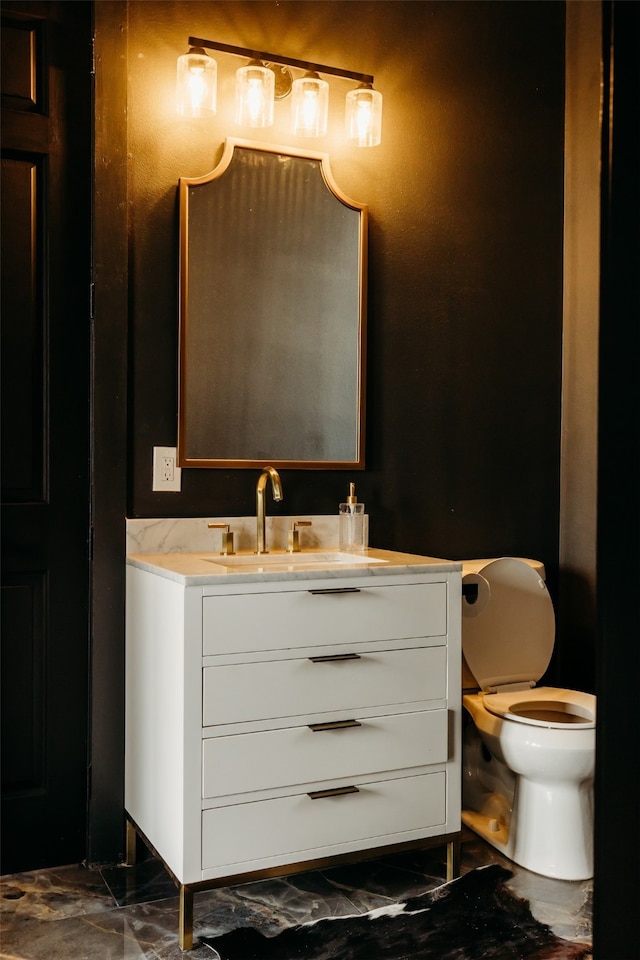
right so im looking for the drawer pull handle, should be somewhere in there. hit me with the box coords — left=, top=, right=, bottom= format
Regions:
left=307, top=785, right=360, bottom=800
left=308, top=587, right=361, bottom=595
left=308, top=653, right=361, bottom=663
left=308, top=719, right=362, bottom=732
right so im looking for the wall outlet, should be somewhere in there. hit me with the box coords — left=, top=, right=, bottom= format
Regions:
left=152, top=446, right=182, bottom=492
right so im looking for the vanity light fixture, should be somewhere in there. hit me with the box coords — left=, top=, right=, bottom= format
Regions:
left=177, top=36, right=382, bottom=146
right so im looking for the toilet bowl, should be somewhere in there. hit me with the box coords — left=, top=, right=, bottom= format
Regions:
left=460, top=556, right=595, bottom=880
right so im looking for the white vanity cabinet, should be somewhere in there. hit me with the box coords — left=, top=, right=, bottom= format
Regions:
left=125, top=558, right=461, bottom=949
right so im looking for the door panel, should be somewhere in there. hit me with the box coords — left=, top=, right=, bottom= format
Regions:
left=1, top=0, right=91, bottom=873
left=1, top=153, right=45, bottom=500
left=0, top=574, right=46, bottom=793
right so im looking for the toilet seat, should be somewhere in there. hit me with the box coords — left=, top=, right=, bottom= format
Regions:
left=482, top=685, right=596, bottom=729
left=462, top=557, right=595, bottom=730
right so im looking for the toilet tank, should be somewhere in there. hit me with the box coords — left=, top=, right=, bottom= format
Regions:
left=460, top=557, right=547, bottom=691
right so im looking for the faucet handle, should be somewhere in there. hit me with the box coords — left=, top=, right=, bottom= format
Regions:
left=208, top=522, right=235, bottom=556
left=287, top=520, right=312, bottom=554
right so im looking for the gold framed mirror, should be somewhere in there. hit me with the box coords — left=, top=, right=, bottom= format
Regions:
left=177, top=139, right=367, bottom=469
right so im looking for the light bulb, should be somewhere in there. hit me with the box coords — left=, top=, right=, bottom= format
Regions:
left=345, top=84, right=383, bottom=147
left=291, top=72, right=328, bottom=137
left=236, top=61, right=275, bottom=128
left=176, top=47, right=217, bottom=117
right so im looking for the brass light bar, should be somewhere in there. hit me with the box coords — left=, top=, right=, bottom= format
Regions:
left=187, top=35, right=374, bottom=85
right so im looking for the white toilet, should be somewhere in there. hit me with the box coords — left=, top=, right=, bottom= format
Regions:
left=460, top=556, right=596, bottom=881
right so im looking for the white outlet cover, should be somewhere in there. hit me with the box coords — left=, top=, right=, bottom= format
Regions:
left=152, top=446, right=182, bottom=492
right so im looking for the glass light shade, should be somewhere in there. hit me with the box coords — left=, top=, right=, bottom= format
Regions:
left=345, top=84, right=383, bottom=147
left=176, top=47, right=217, bottom=117
left=291, top=72, right=329, bottom=137
left=235, top=61, right=275, bottom=127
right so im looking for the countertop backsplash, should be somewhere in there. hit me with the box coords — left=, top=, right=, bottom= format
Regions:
left=126, top=515, right=363, bottom=556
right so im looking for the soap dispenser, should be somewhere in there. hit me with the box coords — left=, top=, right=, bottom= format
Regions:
left=339, top=483, right=366, bottom=553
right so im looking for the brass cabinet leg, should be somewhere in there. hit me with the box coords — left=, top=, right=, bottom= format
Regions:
left=179, top=886, right=194, bottom=951
left=125, top=819, right=137, bottom=867
left=446, top=838, right=461, bottom=881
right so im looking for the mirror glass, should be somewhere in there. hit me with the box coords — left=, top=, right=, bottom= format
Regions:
left=177, top=139, right=367, bottom=469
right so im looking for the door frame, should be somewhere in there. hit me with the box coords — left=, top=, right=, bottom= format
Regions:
left=87, top=0, right=129, bottom=864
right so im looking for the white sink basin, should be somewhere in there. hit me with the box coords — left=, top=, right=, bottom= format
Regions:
left=204, top=551, right=388, bottom=569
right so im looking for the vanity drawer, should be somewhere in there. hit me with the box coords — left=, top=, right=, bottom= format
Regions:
left=202, top=709, right=448, bottom=798
left=202, top=581, right=447, bottom=656
left=203, top=646, right=447, bottom=727
left=202, top=771, right=446, bottom=872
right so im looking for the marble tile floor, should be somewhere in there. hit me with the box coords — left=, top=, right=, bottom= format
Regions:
left=0, top=828, right=592, bottom=960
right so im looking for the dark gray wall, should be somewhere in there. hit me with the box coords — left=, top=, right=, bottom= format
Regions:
left=127, top=0, right=565, bottom=600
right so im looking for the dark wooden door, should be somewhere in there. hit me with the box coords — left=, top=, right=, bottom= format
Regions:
left=1, top=0, right=92, bottom=872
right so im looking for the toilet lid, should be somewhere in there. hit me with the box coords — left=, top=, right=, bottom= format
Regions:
left=462, top=557, right=555, bottom=692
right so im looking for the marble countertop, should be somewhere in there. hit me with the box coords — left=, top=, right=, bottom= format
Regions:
left=126, top=547, right=462, bottom=586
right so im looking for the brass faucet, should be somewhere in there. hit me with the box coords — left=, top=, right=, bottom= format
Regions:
left=256, top=466, right=283, bottom=554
